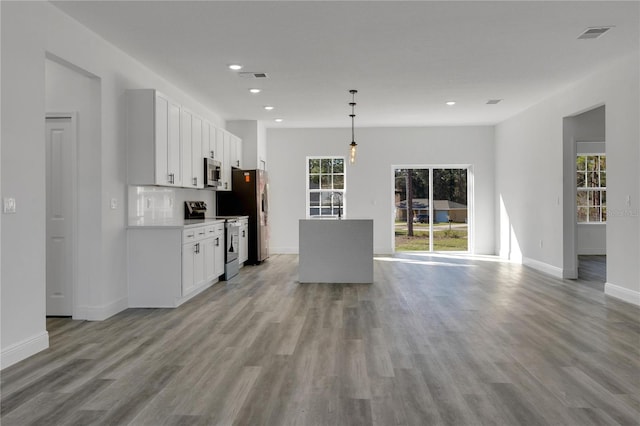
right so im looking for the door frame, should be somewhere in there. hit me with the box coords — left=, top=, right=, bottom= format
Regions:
left=46, top=112, right=78, bottom=317
left=391, top=163, right=474, bottom=254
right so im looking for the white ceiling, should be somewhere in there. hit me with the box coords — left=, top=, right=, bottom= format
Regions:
left=51, top=1, right=639, bottom=128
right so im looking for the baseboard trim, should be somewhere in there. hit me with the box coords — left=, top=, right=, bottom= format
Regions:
left=605, top=282, right=640, bottom=306
left=522, top=257, right=564, bottom=278
left=75, top=296, right=128, bottom=321
left=1, top=331, right=49, bottom=370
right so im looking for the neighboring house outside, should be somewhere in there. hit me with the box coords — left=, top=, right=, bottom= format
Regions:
left=395, top=199, right=468, bottom=223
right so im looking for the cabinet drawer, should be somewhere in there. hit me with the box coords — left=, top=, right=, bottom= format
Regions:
left=194, top=227, right=207, bottom=240
left=183, top=227, right=207, bottom=242
left=205, top=225, right=217, bottom=237
left=183, top=229, right=197, bottom=243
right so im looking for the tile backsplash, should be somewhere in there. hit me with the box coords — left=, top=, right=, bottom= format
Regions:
left=128, top=186, right=216, bottom=223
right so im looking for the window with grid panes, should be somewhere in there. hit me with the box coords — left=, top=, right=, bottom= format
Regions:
left=307, top=157, right=346, bottom=218
left=577, top=154, right=606, bottom=223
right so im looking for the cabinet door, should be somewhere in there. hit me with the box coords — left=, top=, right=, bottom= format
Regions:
left=182, top=242, right=196, bottom=295
left=215, top=127, right=224, bottom=164
left=181, top=110, right=193, bottom=188
left=193, top=241, right=205, bottom=287
left=210, top=124, right=220, bottom=161
left=155, top=94, right=182, bottom=186
left=231, top=135, right=243, bottom=169
left=221, top=130, right=232, bottom=191
left=191, top=115, right=203, bottom=188
left=204, top=237, right=216, bottom=281
left=239, top=223, right=248, bottom=264
left=167, top=100, right=182, bottom=186
left=204, top=122, right=220, bottom=161
left=154, top=94, right=169, bottom=185
left=214, top=232, right=225, bottom=277
left=202, top=121, right=211, bottom=161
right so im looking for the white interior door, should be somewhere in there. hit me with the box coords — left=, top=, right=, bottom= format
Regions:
left=46, top=116, right=75, bottom=316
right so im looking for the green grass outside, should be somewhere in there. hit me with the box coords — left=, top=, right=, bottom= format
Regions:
left=395, top=228, right=468, bottom=251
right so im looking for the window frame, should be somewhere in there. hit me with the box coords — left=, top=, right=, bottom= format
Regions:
left=576, top=153, right=606, bottom=224
left=306, top=156, right=347, bottom=219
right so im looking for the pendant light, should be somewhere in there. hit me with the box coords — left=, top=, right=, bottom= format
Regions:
left=348, top=89, right=358, bottom=164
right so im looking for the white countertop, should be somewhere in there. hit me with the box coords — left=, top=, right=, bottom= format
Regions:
left=128, top=217, right=224, bottom=229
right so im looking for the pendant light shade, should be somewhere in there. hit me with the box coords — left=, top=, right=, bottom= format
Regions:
left=348, top=89, right=358, bottom=164
left=349, top=141, right=357, bottom=164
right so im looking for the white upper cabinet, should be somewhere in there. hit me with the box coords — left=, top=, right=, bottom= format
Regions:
left=230, top=134, right=243, bottom=170
left=215, top=129, right=243, bottom=191
left=127, top=88, right=240, bottom=190
left=127, top=89, right=182, bottom=187
left=219, top=129, right=231, bottom=191
left=203, top=121, right=220, bottom=162
left=181, top=109, right=193, bottom=188
left=191, top=115, right=203, bottom=188
left=181, top=109, right=204, bottom=189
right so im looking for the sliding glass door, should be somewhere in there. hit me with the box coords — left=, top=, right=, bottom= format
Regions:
left=394, top=167, right=469, bottom=252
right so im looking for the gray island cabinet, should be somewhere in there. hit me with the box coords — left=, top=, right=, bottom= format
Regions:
left=298, top=219, right=373, bottom=283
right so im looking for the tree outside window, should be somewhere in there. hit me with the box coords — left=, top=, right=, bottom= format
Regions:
left=577, top=154, right=606, bottom=223
left=307, top=157, right=345, bottom=218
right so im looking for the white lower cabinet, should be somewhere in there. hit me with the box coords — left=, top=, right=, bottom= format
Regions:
left=182, top=239, right=205, bottom=296
left=239, top=217, right=249, bottom=266
left=128, top=221, right=225, bottom=308
left=214, top=226, right=225, bottom=278
left=205, top=223, right=224, bottom=281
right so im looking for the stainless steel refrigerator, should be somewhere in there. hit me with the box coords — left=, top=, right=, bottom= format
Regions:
left=217, top=169, right=269, bottom=264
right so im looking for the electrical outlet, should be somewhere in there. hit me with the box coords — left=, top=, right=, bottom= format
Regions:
left=3, top=197, right=16, bottom=214
left=539, top=240, right=543, bottom=248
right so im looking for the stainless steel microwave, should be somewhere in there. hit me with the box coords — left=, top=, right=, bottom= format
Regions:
left=204, top=158, right=222, bottom=188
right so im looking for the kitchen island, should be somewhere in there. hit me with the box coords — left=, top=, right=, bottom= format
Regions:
left=299, top=219, right=373, bottom=283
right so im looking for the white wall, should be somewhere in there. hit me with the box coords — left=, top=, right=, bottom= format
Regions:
left=577, top=224, right=606, bottom=255
left=1, top=1, right=49, bottom=368
left=495, top=53, right=639, bottom=304
left=267, top=126, right=495, bottom=255
left=1, top=1, right=227, bottom=368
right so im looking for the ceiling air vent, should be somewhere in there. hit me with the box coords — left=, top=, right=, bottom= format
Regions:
left=578, top=26, right=613, bottom=40
left=486, top=99, right=502, bottom=105
left=238, top=72, right=269, bottom=79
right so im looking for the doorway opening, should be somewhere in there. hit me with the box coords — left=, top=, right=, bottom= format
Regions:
left=394, top=167, right=469, bottom=252
left=562, top=105, right=606, bottom=281
left=45, top=54, right=101, bottom=321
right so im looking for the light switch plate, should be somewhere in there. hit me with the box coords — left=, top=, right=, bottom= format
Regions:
left=110, top=198, right=118, bottom=210
left=3, top=197, right=16, bottom=214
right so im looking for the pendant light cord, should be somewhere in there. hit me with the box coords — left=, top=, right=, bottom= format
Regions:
left=349, top=89, right=357, bottom=144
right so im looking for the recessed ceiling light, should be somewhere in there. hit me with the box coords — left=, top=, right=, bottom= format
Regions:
left=228, top=64, right=243, bottom=71
left=249, top=88, right=261, bottom=94
left=274, top=118, right=283, bottom=122
left=264, top=105, right=274, bottom=111
left=446, top=101, right=456, bottom=106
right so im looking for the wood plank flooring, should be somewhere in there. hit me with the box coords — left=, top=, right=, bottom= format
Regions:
left=2, top=253, right=639, bottom=425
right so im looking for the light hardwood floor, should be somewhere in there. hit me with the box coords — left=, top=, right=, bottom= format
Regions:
left=2, top=253, right=639, bottom=425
